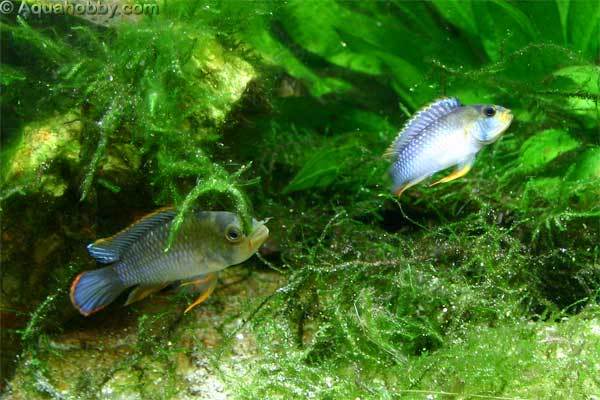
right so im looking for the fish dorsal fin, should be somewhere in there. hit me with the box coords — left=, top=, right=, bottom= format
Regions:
left=384, top=97, right=462, bottom=159
left=87, top=207, right=176, bottom=263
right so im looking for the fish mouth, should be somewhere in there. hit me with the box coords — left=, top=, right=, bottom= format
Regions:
left=248, top=221, right=270, bottom=250
left=479, top=110, right=513, bottom=144
left=500, top=110, right=514, bottom=125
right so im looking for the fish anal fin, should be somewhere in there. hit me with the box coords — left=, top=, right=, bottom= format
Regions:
left=88, top=206, right=176, bottom=264
left=183, top=273, right=217, bottom=314
left=430, top=161, right=473, bottom=186
left=394, top=176, right=428, bottom=197
left=124, top=283, right=170, bottom=306
left=394, top=183, right=410, bottom=197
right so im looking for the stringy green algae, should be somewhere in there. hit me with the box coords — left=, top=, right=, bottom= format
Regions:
left=1, top=0, right=599, bottom=399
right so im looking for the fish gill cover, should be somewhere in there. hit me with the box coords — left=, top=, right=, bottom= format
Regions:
left=0, top=0, right=598, bottom=398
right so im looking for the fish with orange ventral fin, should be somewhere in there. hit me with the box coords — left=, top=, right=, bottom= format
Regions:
left=385, top=98, right=513, bottom=196
left=70, top=209, right=269, bottom=316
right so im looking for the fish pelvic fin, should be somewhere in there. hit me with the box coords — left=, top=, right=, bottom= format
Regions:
left=70, top=267, right=125, bottom=316
left=430, top=159, right=474, bottom=187
left=87, top=207, right=176, bottom=263
left=183, top=273, right=217, bottom=314
left=124, top=283, right=170, bottom=306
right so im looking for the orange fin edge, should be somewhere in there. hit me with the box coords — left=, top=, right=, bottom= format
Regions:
left=70, top=272, right=108, bottom=317
left=394, top=176, right=427, bottom=197
left=184, top=274, right=217, bottom=314
left=93, top=206, right=175, bottom=246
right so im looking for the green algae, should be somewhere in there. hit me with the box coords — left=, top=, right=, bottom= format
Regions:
left=1, top=0, right=599, bottom=398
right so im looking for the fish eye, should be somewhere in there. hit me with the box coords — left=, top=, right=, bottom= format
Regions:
left=225, top=225, right=243, bottom=243
left=484, top=107, right=496, bottom=117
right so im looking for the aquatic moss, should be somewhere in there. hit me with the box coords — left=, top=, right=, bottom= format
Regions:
left=1, top=9, right=258, bottom=228
left=1, top=1, right=262, bottom=385
left=2, top=0, right=599, bottom=398
left=222, top=1, right=598, bottom=398
left=232, top=311, right=600, bottom=398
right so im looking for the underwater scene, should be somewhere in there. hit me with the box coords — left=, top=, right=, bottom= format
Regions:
left=1, top=0, right=599, bottom=398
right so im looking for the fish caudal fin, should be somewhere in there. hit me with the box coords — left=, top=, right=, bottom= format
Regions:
left=70, top=267, right=125, bottom=316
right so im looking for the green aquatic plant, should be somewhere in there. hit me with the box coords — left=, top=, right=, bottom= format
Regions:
left=1, top=11, right=256, bottom=227
left=1, top=2, right=261, bottom=387
left=219, top=1, right=599, bottom=398
left=1, top=0, right=599, bottom=398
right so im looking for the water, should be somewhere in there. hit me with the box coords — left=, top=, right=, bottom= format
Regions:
left=1, top=0, right=599, bottom=398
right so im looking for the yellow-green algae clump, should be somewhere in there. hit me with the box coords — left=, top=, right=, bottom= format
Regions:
left=2, top=112, right=81, bottom=198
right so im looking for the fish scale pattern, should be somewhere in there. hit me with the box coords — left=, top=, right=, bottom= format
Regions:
left=390, top=119, right=449, bottom=190
left=386, top=98, right=462, bottom=158
left=115, top=222, right=204, bottom=285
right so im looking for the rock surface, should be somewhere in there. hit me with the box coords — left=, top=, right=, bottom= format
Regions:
left=5, top=268, right=283, bottom=399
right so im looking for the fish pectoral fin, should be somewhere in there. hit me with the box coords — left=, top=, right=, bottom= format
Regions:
left=183, top=273, right=217, bottom=314
left=125, top=283, right=170, bottom=306
left=430, top=161, right=473, bottom=187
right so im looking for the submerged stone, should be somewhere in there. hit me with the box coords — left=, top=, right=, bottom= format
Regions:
left=3, top=111, right=82, bottom=198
